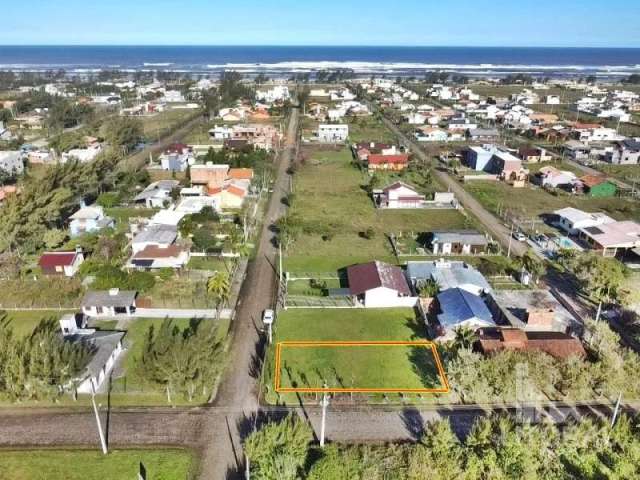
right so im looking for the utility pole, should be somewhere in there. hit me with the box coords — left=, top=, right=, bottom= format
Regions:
left=320, top=384, right=330, bottom=448
left=278, top=242, right=283, bottom=286
left=611, top=392, right=623, bottom=428
left=245, top=454, right=250, bottom=480
left=90, top=383, right=108, bottom=455
left=507, top=223, right=514, bottom=258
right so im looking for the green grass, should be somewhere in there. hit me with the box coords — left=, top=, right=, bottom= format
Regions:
left=267, top=308, right=446, bottom=401
left=465, top=181, right=640, bottom=224
left=285, top=148, right=470, bottom=273
left=186, top=256, right=231, bottom=272
left=593, top=164, right=640, bottom=184
left=0, top=448, right=195, bottom=480
left=3, top=310, right=76, bottom=338
left=105, top=207, right=158, bottom=224
left=346, top=116, right=397, bottom=143
left=141, top=110, right=199, bottom=141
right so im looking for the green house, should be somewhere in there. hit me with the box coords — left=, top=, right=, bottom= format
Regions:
left=581, top=176, right=617, bottom=198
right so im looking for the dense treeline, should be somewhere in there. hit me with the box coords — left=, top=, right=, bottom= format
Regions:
left=0, top=314, right=90, bottom=401
left=136, top=318, right=223, bottom=403
left=245, top=413, right=640, bottom=480
left=0, top=149, right=121, bottom=253
left=447, top=319, right=640, bottom=403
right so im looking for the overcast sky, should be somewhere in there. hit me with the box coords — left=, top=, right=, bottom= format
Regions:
left=2, top=0, right=640, bottom=47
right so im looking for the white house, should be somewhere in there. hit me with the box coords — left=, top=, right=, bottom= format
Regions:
left=415, top=127, right=448, bottom=142
left=318, top=124, right=348, bottom=143
left=38, top=250, right=85, bottom=277
left=553, top=207, right=616, bottom=235
left=131, top=224, right=178, bottom=254
left=209, top=125, right=233, bottom=140
left=60, top=313, right=125, bottom=394
left=347, top=261, right=417, bottom=308
left=133, top=180, right=180, bottom=208
left=61, top=144, right=103, bottom=164
left=81, top=289, right=137, bottom=317
left=537, top=166, right=578, bottom=189
left=373, top=182, right=425, bottom=209
left=0, top=151, right=24, bottom=175
left=405, top=112, right=427, bottom=125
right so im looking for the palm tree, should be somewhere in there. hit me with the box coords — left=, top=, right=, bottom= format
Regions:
left=520, top=251, right=546, bottom=284
left=453, top=327, right=477, bottom=351
left=207, top=271, right=230, bottom=314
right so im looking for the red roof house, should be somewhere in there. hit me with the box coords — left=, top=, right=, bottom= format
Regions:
left=367, top=154, right=409, bottom=172
left=38, top=250, right=84, bottom=277
left=346, top=261, right=415, bottom=308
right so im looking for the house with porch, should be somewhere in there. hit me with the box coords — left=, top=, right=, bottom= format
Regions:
left=367, top=153, right=409, bottom=172
left=69, top=205, right=114, bottom=238
left=578, top=220, right=640, bottom=257
left=59, top=313, right=126, bottom=394
left=430, top=230, right=489, bottom=255
left=372, top=182, right=425, bottom=209
left=81, top=289, right=137, bottom=317
left=553, top=207, right=615, bottom=235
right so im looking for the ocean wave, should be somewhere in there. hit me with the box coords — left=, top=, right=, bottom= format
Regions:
left=143, top=62, right=174, bottom=67
left=205, top=61, right=640, bottom=71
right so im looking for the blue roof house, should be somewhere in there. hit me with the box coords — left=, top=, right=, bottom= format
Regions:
left=436, top=287, right=495, bottom=339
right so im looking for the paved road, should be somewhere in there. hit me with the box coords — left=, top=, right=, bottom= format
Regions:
left=380, top=116, right=527, bottom=257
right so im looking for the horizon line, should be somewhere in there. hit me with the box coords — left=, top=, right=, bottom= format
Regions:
left=1, top=44, right=639, bottom=49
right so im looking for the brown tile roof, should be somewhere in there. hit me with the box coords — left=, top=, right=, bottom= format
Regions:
left=476, top=328, right=586, bottom=359
left=347, top=261, right=411, bottom=296
left=368, top=154, right=409, bottom=165
left=580, top=175, right=608, bottom=188
left=226, top=185, right=246, bottom=197
left=133, top=245, right=186, bottom=259
left=229, top=168, right=254, bottom=180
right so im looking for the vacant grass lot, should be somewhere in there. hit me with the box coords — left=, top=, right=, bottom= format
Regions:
left=3, top=310, right=76, bottom=337
left=141, top=109, right=199, bottom=141
left=594, top=163, right=640, bottom=183
left=285, top=148, right=469, bottom=273
left=0, top=448, right=195, bottom=480
left=265, top=308, right=447, bottom=402
left=347, top=116, right=397, bottom=143
left=465, top=181, right=640, bottom=223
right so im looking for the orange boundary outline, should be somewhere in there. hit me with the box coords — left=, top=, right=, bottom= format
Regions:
left=274, top=341, right=450, bottom=394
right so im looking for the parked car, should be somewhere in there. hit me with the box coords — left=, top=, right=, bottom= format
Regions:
left=262, top=309, right=275, bottom=325
left=513, top=231, right=527, bottom=242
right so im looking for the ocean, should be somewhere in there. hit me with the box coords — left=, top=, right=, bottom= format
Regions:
left=0, top=46, right=639, bottom=78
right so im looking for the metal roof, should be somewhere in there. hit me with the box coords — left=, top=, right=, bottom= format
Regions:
left=82, top=290, right=137, bottom=308
left=437, top=288, right=494, bottom=329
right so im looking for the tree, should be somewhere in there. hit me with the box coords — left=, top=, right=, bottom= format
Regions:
left=418, top=278, right=440, bottom=298
left=96, top=192, right=121, bottom=208
left=42, top=228, right=67, bottom=249
left=452, top=327, right=477, bottom=351
left=207, top=271, right=230, bottom=311
left=519, top=251, right=546, bottom=283
left=137, top=318, right=222, bottom=403
left=408, top=420, right=464, bottom=479
left=101, top=117, right=143, bottom=152
left=244, top=415, right=313, bottom=480
left=571, top=252, right=628, bottom=308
